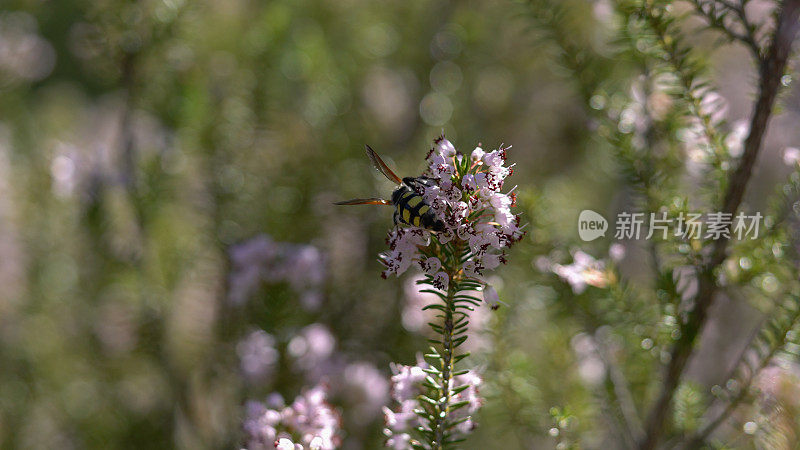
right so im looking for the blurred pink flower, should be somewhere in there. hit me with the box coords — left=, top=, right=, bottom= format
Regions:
left=382, top=360, right=483, bottom=446
left=341, top=362, right=390, bottom=426
left=243, top=383, right=341, bottom=450
left=783, top=147, right=800, bottom=166
left=609, top=243, right=626, bottom=262
left=0, top=13, right=55, bottom=84
left=288, top=324, right=337, bottom=381
left=571, top=333, right=606, bottom=387
left=228, top=234, right=326, bottom=310
left=237, top=329, right=278, bottom=384
left=552, top=251, right=609, bottom=294
left=756, top=362, right=800, bottom=407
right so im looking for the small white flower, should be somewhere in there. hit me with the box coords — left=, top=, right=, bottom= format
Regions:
left=430, top=153, right=455, bottom=178
left=489, top=165, right=510, bottom=180
left=494, top=208, right=516, bottom=232
left=457, top=223, right=475, bottom=241
left=452, top=201, right=469, bottom=220
left=423, top=184, right=441, bottom=202
left=428, top=194, right=447, bottom=214
left=432, top=271, right=449, bottom=291
left=422, top=257, right=442, bottom=275
left=275, top=438, right=297, bottom=450
left=483, top=149, right=504, bottom=168
left=445, top=185, right=462, bottom=204
left=309, top=436, right=324, bottom=449
left=472, top=223, right=501, bottom=249
left=468, top=194, right=483, bottom=211
left=471, top=146, right=485, bottom=162
left=461, top=174, right=477, bottom=191
left=483, top=285, right=501, bottom=309
left=489, top=191, right=511, bottom=210
left=406, top=228, right=431, bottom=247
left=475, top=172, right=489, bottom=189
left=480, top=253, right=502, bottom=271
left=463, top=260, right=480, bottom=278
left=436, top=137, right=457, bottom=157
left=440, top=179, right=453, bottom=190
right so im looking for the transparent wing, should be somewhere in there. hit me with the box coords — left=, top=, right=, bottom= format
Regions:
left=334, top=197, right=393, bottom=206
left=365, top=145, right=403, bottom=184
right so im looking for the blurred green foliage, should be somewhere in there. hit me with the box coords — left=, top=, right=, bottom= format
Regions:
left=0, top=0, right=600, bottom=447
left=1, top=0, right=800, bottom=448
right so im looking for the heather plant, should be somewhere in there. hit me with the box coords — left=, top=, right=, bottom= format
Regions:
left=2, top=0, right=800, bottom=449
left=230, top=236, right=391, bottom=449
left=376, top=137, right=525, bottom=448
left=243, top=384, right=341, bottom=450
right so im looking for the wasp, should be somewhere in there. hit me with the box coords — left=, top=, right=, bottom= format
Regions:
left=335, top=146, right=446, bottom=232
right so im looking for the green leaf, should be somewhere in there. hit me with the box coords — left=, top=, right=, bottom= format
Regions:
left=449, top=400, right=470, bottom=411
left=417, top=395, right=439, bottom=406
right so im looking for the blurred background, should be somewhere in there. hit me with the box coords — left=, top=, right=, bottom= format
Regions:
left=1, top=0, right=800, bottom=448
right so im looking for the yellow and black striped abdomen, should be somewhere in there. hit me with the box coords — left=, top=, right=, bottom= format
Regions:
left=391, top=185, right=444, bottom=231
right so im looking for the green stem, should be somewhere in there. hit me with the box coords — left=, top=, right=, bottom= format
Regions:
left=432, top=281, right=456, bottom=449
left=432, top=239, right=464, bottom=449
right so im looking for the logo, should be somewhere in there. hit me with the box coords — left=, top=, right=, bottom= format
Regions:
left=578, top=210, right=608, bottom=241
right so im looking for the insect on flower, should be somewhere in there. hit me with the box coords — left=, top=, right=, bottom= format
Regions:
left=335, top=146, right=446, bottom=232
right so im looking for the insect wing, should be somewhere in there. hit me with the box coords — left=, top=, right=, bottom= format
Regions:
left=365, top=145, right=403, bottom=184
left=334, top=197, right=392, bottom=206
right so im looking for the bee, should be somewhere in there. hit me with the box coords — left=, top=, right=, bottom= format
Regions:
left=335, top=146, right=446, bottom=232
